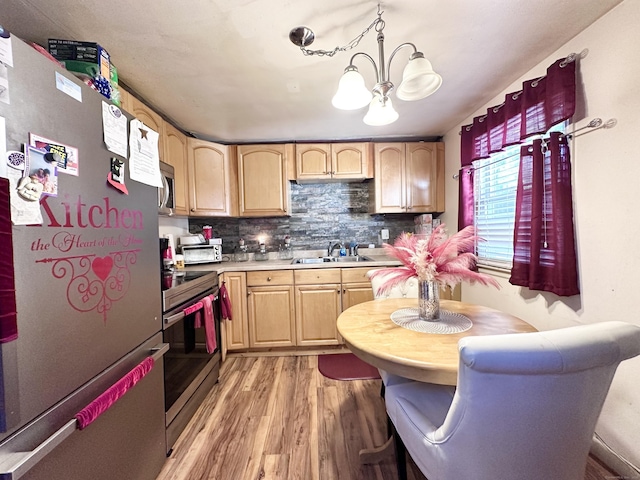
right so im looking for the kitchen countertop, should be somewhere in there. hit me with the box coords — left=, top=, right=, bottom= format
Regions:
left=180, top=248, right=402, bottom=274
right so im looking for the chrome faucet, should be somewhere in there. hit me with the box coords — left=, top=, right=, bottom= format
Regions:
left=329, top=241, right=344, bottom=257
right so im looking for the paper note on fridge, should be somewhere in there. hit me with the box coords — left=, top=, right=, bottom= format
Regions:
left=128, top=119, right=161, bottom=187
left=102, top=101, right=128, bottom=158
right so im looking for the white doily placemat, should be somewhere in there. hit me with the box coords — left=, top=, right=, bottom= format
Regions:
left=390, top=308, right=473, bottom=334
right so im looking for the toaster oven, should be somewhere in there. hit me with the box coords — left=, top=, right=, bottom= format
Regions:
left=180, top=244, right=222, bottom=264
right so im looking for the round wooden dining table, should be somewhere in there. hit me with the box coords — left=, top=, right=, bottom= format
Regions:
left=337, top=298, right=537, bottom=386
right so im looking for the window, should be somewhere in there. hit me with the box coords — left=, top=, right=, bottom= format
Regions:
left=473, top=123, right=566, bottom=269
left=473, top=146, right=520, bottom=268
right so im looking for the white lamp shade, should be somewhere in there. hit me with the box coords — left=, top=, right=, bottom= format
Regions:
left=363, top=96, right=399, bottom=126
left=396, top=56, right=442, bottom=101
left=332, top=69, right=372, bottom=110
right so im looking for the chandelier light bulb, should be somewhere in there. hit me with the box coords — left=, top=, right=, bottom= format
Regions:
left=396, top=54, right=443, bottom=101
left=332, top=67, right=373, bottom=110
left=363, top=96, right=399, bottom=126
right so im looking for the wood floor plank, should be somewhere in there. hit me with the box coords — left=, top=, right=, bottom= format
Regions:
left=289, top=362, right=314, bottom=480
left=156, top=355, right=621, bottom=480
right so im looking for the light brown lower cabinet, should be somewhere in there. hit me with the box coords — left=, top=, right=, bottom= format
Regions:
left=224, top=267, right=378, bottom=351
left=294, top=269, right=342, bottom=346
left=341, top=267, right=374, bottom=311
left=247, top=270, right=296, bottom=348
left=223, top=271, right=249, bottom=351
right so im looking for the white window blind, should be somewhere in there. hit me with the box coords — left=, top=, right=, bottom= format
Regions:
left=473, top=146, right=520, bottom=268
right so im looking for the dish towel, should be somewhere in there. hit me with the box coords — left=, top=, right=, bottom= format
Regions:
left=202, top=294, right=217, bottom=353
left=184, top=300, right=204, bottom=328
left=0, top=178, right=18, bottom=344
left=220, top=282, right=232, bottom=321
left=75, top=356, right=155, bottom=430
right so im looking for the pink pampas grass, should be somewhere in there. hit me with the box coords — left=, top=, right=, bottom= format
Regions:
left=369, top=224, right=500, bottom=296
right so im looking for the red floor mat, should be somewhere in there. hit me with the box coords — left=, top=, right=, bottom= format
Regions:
left=317, top=353, right=382, bottom=381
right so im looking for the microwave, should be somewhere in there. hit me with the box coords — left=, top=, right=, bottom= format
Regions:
left=158, top=161, right=175, bottom=216
left=181, top=244, right=223, bottom=264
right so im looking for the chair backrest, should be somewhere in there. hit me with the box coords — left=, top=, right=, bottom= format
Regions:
left=367, top=269, right=418, bottom=299
left=434, top=321, right=640, bottom=480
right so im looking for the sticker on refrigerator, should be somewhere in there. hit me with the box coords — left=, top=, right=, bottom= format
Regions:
left=29, top=133, right=79, bottom=176
left=107, top=157, right=128, bottom=195
left=102, top=101, right=128, bottom=158
left=0, top=25, right=13, bottom=67
left=7, top=165, right=43, bottom=225
left=26, top=146, right=58, bottom=197
left=128, top=119, right=161, bottom=187
left=0, top=63, right=9, bottom=105
left=55, top=71, right=82, bottom=102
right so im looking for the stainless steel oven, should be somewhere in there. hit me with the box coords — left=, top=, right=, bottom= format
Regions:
left=161, top=270, right=221, bottom=453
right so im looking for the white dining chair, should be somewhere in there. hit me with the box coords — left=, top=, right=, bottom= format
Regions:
left=385, top=321, right=640, bottom=480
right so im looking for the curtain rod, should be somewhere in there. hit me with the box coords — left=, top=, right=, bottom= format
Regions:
left=452, top=117, right=616, bottom=179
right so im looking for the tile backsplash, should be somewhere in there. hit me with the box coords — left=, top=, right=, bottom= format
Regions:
left=189, top=182, right=438, bottom=254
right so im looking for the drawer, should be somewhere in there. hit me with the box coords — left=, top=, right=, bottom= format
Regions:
left=341, top=267, right=375, bottom=284
left=247, top=270, right=293, bottom=286
left=295, top=268, right=341, bottom=285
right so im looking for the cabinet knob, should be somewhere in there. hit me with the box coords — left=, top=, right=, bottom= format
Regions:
left=247, top=290, right=252, bottom=295
left=267, top=276, right=272, bottom=281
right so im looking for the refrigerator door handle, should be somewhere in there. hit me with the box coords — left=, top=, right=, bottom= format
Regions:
left=150, top=343, right=170, bottom=361
left=0, top=419, right=77, bottom=480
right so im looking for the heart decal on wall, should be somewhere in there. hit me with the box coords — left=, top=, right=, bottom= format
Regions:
left=91, top=256, right=114, bottom=281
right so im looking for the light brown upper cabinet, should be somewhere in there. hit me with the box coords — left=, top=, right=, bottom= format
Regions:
left=130, top=96, right=164, bottom=162
left=237, top=144, right=294, bottom=217
left=372, top=142, right=445, bottom=213
left=187, top=139, right=238, bottom=217
left=163, top=123, right=189, bottom=216
left=295, top=143, right=373, bottom=182
left=118, top=86, right=133, bottom=113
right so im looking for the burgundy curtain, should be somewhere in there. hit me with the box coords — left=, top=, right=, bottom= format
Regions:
left=457, top=166, right=474, bottom=231
left=0, top=178, right=18, bottom=343
left=458, top=57, right=576, bottom=228
left=509, top=132, right=579, bottom=296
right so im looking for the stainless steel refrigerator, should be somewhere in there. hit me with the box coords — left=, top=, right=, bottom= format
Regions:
left=0, top=36, right=167, bottom=479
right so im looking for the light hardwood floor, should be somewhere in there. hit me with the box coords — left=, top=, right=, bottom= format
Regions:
left=156, top=355, right=618, bottom=480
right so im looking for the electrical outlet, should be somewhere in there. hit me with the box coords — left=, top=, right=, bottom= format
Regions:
left=381, top=229, right=390, bottom=240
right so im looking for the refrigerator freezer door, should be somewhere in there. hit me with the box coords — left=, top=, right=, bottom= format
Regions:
left=0, top=334, right=167, bottom=480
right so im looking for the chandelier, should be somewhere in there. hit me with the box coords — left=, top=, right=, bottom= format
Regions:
left=289, top=5, right=442, bottom=126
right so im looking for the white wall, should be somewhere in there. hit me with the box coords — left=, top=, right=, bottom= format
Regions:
left=440, top=0, right=640, bottom=469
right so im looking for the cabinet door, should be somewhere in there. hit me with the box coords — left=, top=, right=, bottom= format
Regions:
left=342, top=282, right=374, bottom=311
left=223, top=272, right=249, bottom=351
left=187, top=139, right=238, bottom=216
left=119, top=87, right=133, bottom=113
left=130, top=97, right=164, bottom=162
left=295, top=144, right=331, bottom=181
left=373, top=143, right=406, bottom=213
left=405, top=142, right=445, bottom=213
left=248, top=285, right=296, bottom=348
left=331, top=143, right=372, bottom=180
left=295, top=284, right=342, bottom=346
left=237, top=144, right=290, bottom=217
left=163, top=123, right=189, bottom=216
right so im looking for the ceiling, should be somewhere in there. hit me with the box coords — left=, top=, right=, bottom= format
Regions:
left=1, top=0, right=622, bottom=144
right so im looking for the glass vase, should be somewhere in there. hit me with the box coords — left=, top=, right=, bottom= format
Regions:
left=418, top=279, right=440, bottom=322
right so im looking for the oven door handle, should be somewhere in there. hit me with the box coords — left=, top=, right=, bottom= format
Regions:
left=163, top=311, right=185, bottom=329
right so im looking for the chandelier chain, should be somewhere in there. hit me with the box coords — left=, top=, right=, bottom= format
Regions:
left=299, top=9, right=384, bottom=57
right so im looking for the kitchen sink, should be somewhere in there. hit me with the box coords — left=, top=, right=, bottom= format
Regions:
left=291, top=256, right=372, bottom=264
